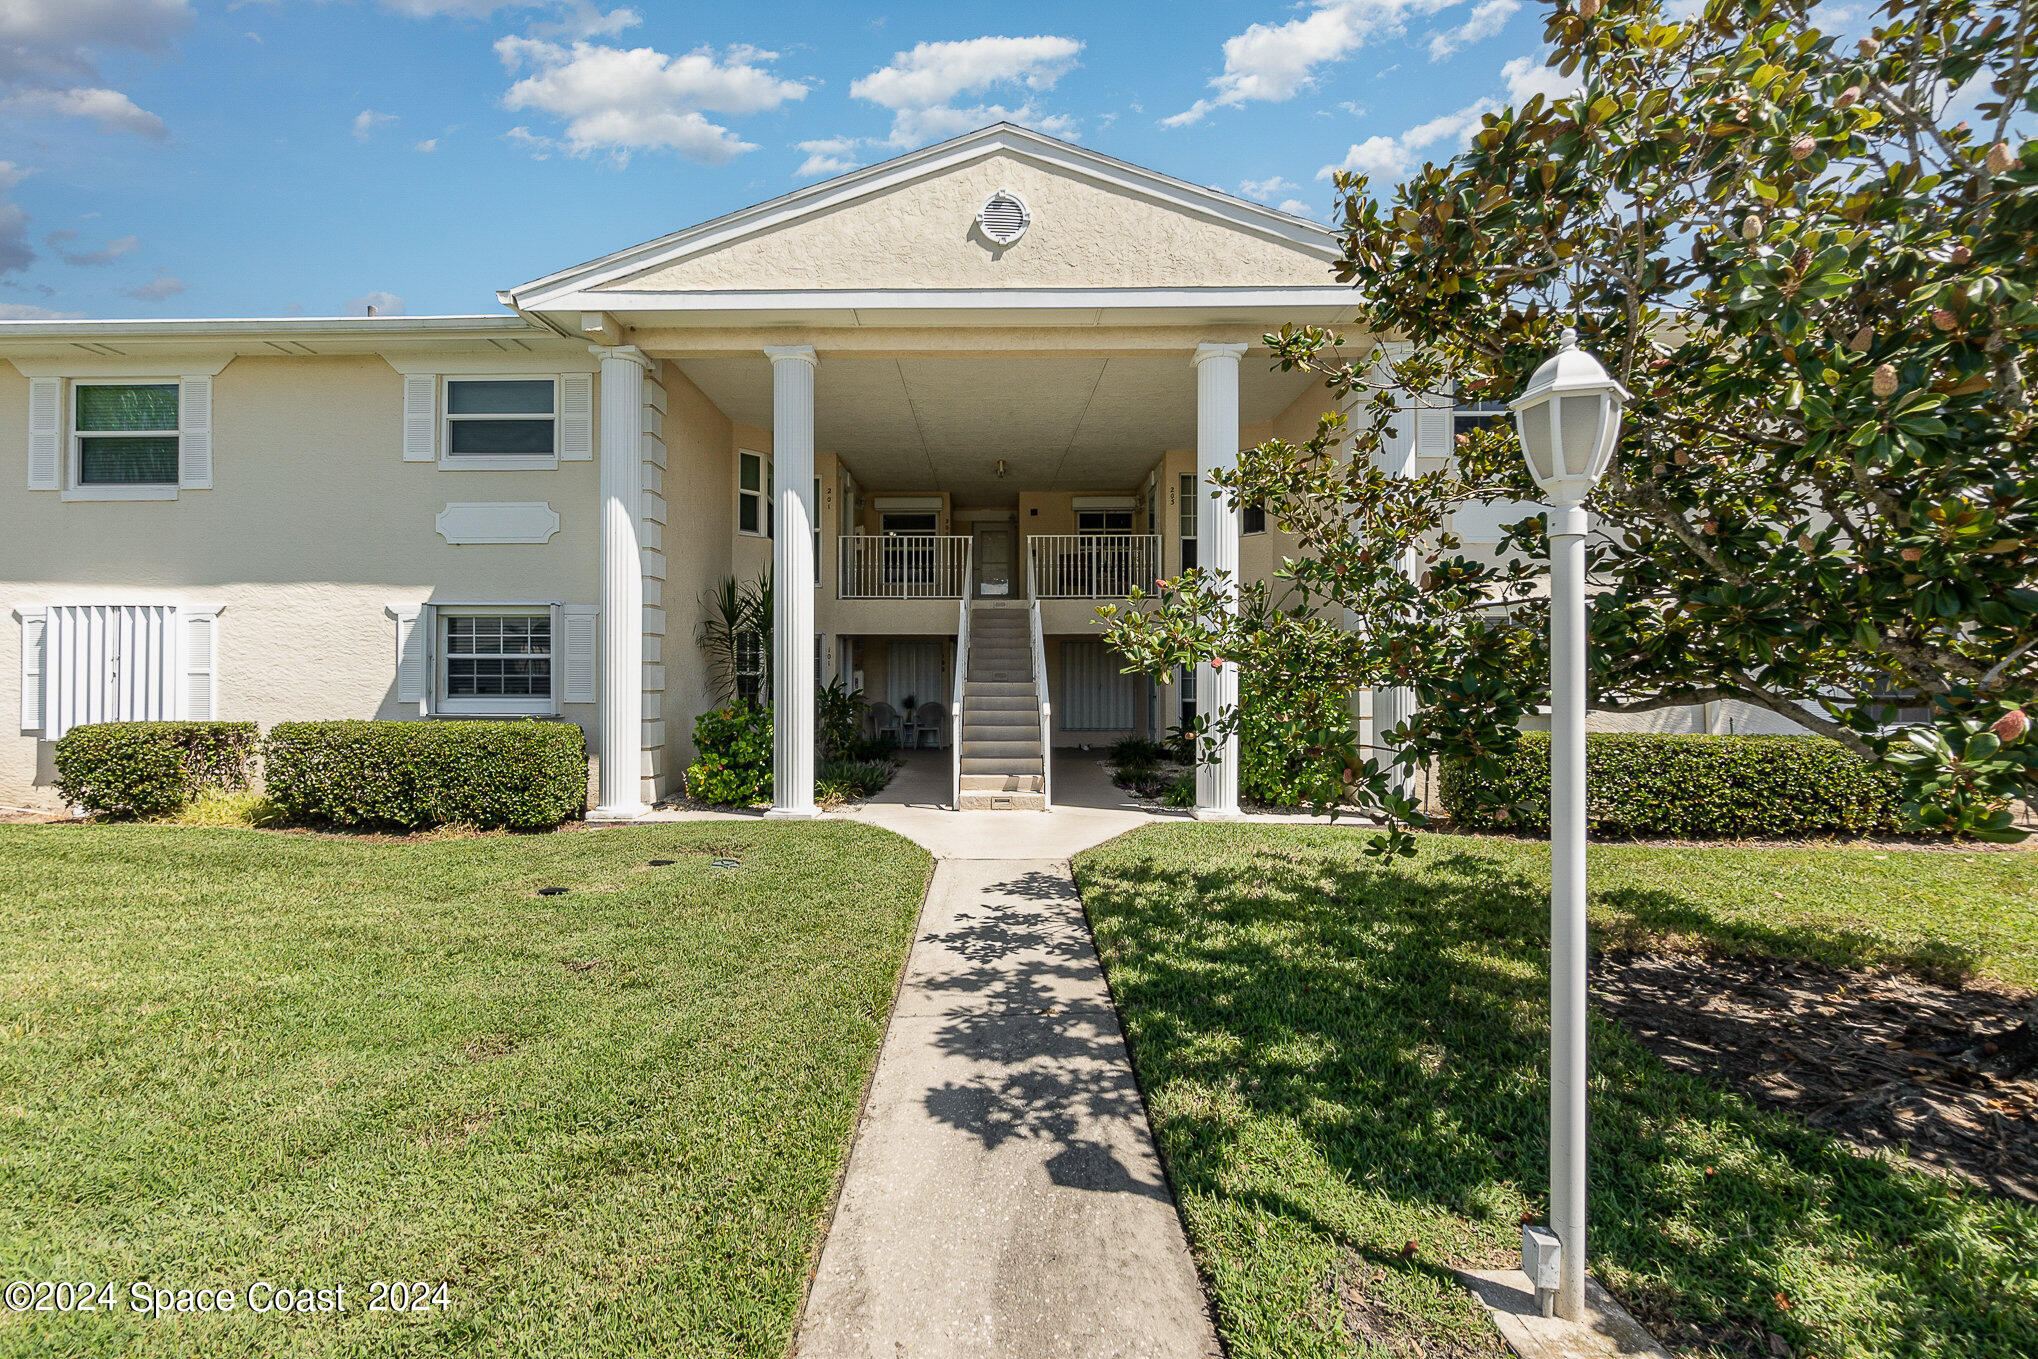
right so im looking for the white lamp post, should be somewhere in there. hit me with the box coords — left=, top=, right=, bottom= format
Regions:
left=1507, top=327, right=1628, bottom=1322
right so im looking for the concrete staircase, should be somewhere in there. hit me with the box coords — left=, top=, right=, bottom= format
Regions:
left=958, top=603, right=1047, bottom=811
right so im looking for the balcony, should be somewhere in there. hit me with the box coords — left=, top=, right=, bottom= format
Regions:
left=1026, top=534, right=1159, bottom=599
left=839, top=534, right=972, bottom=599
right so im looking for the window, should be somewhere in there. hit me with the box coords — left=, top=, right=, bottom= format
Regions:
left=880, top=511, right=938, bottom=534
left=443, top=377, right=556, bottom=467
left=1178, top=473, right=1198, bottom=570
left=1077, top=509, right=1135, bottom=535
left=1242, top=501, right=1267, bottom=536
left=1454, top=399, right=1512, bottom=441
left=734, top=629, right=767, bottom=703
left=739, top=450, right=772, bottom=536
left=438, top=609, right=553, bottom=715
left=74, top=382, right=178, bottom=488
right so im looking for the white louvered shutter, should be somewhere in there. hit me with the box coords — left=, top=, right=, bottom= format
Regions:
left=27, top=377, right=60, bottom=491
left=179, top=375, right=213, bottom=489
left=1415, top=394, right=1454, bottom=462
left=403, top=375, right=437, bottom=461
left=395, top=605, right=432, bottom=712
left=561, top=604, right=598, bottom=703
left=18, top=610, right=45, bottom=733
left=42, top=604, right=178, bottom=740
left=179, top=607, right=221, bottom=719
left=559, top=373, right=594, bottom=460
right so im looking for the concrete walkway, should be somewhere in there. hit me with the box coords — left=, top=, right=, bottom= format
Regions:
left=792, top=752, right=1222, bottom=1359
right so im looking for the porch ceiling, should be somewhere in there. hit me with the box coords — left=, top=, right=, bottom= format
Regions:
left=666, top=348, right=1325, bottom=505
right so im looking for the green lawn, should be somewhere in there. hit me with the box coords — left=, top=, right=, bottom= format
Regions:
left=0, top=821, right=931, bottom=1358
left=1074, top=828, right=2038, bottom=1359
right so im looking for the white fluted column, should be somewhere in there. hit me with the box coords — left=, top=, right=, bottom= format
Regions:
left=1193, top=342, right=1247, bottom=820
left=594, top=345, right=651, bottom=819
left=765, top=345, right=818, bottom=819
left=1370, top=341, right=1419, bottom=805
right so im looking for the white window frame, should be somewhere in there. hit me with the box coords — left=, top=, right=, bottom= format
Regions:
left=440, top=375, right=560, bottom=471
left=1453, top=398, right=1512, bottom=440
left=435, top=604, right=558, bottom=716
left=738, top=449, right=772, bottom=537
left=68, top=378, right=180, bottom=502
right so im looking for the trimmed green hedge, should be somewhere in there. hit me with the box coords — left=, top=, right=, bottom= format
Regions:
left=1439, top=732, right=1907, bottom=838
left=53, top=721, right=259, bottom=818
left=262, top=720, right=587, bottom=830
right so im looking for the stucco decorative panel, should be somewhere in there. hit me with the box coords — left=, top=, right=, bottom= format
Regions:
left=608, top=154, right=1333, bottom=293
left=434, top=501, right=561, bottom=544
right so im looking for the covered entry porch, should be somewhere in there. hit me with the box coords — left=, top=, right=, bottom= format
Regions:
left=661, top=334, right=1328, bottom=815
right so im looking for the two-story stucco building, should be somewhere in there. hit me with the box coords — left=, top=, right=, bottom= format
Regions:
left=1, top=123, right=1792, bottom=820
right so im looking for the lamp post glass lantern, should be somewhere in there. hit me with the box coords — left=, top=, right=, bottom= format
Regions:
left=1506, top=326, right=1628, bottom=1322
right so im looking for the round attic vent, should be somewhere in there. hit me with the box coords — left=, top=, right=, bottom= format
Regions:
left=976, top=189, right=1030, bottom=245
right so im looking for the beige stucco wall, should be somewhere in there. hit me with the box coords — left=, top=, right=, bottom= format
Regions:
left=614, top=153, right=1333, bottom=293
left=0, top=353, right=603, bottom=808
left=656, top=363, right=736, bottom=778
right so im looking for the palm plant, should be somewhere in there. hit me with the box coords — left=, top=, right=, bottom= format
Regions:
left=697, top=572, right=773, bottom=705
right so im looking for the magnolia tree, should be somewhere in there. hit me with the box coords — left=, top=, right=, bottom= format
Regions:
left=1101, top=0, right=2037, bottom=852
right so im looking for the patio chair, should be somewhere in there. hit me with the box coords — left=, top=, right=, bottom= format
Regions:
left=869, top=701, right=904, bottom=745
left=913, top=702, right=947, bottom=750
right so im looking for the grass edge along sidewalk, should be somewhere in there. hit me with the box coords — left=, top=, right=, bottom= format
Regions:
left=1073, top=825, right=2038, bottom=1359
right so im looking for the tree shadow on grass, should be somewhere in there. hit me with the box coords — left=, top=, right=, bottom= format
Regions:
left=1075, top=837, right=2038, bottom=1358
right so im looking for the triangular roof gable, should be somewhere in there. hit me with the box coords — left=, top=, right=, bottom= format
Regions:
left=504, top=124, right=1338, bottom=307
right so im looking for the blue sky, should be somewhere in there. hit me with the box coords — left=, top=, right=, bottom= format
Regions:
left=0, top=0, right=1574, bottom=320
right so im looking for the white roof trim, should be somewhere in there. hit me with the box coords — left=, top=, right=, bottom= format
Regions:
left=0, top=315, right=549, bottom=342
left=505, top=124, right=1338, bottom=310
left=533, top=285, right=1358, bottom=316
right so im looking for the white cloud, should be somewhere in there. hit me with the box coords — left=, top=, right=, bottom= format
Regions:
left=1429, top=0, right=1519, bottom=59
left=58, top=232, right=139, bottom=265
left=347, top=290, right=406, bottom=316
left=0, top=1, right=185, bottom=142
left=1500, top=53, right=1579, bottom=105
left=413, top=137, right=438, bottom=152
left=1278, top=197, right=1324, bottom=219
left=0, top=302, right=85, bottom=319
left=497, top=37, right=806, bottom=163
left=1319, top=97, right=1495, bottom=181
left=124, top=269, right=184, bottom=301
left=2, top=86, right=167, bottom=138
left=794, top=137, right=861, bottom=178
left=1164, top=0, right=1462, bottom=126
left=851, top=35, right=1082, bottom=147
left=1240, top=175, right=1299, bottom=201
left=352, top=109, right=398, bottom=141
left=0, top=0, right=190, bottom=84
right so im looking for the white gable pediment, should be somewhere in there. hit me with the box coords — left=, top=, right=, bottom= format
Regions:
left=507, top=125, right=1340, bottom=306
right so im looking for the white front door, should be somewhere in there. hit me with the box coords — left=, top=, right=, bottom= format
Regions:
left=974, top=526, right=1014, bottom=597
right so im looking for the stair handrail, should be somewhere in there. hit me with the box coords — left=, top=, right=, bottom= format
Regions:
left=1028, top=591, right=1052, bottom=811
left=951, top=593, right=970, bottom=810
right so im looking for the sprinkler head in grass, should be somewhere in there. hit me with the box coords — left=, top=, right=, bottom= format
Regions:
left=649, top=859, right=676, bottom=867
left=536, top=886, right=569, bottom=896
left=712, top=858, right=741, bottom=869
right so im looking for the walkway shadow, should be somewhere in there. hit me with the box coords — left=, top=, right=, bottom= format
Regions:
left=915, top=866, right=1171, bottom=1202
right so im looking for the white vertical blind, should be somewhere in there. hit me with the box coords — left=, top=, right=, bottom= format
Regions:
left=885, top=641, right=945, bottom=713
left=42, top=604, right=178, bottom=739
left=1061, top=639, right=1138, bottom=731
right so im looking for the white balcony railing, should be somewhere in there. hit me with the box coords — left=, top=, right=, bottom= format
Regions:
left=1025, top=534, right=1160, bottom=599
left=838, top=534, right=972, bottom=599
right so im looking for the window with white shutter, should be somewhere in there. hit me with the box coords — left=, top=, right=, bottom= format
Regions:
left=28, top=604, right=191, bottom=740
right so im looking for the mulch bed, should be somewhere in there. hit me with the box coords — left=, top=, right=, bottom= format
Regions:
left=1593, top=950, right=2038, bottom=1202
